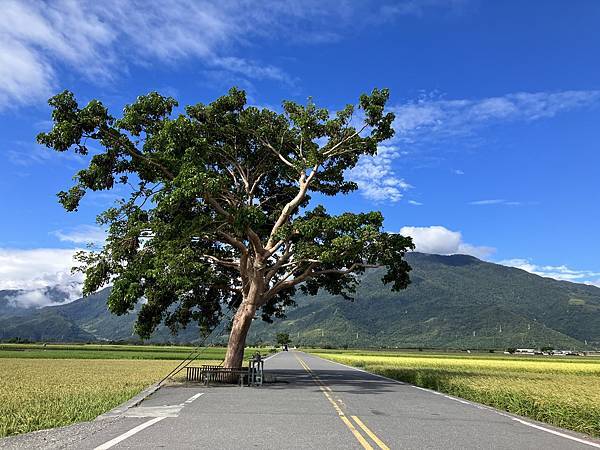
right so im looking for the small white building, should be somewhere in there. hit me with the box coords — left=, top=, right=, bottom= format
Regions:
left=515, top=348, right=535, bottom=355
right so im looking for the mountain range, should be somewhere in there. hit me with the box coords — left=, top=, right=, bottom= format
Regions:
left=1, top=253, right=599, bottom=349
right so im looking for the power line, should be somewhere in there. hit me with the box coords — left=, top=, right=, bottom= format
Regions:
left=157, top=311, right=233, bottom=386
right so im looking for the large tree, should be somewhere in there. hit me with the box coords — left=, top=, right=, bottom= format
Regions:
left=38, top=87, right=414, bottom=368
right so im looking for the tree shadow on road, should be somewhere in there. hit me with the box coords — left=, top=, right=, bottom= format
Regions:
left=259, top=368, right=407, bottom=395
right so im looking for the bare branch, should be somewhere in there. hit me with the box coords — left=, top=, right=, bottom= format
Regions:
left=232, top=160, right=250, bottom=192
left=248, top=173, right=264, bottom=198
left=276, top=259, right=320, bottom=269
left=265, top=241, right=293, bottom=281
left=214, top=283, right=243, bottom=294
left=262, top=261, right=381, bottom=305
left=312, top=263, right=379, bottom=276
left=261, top=138, right=296, bottom=168
left=264, top=238, right=286, bottom=259
left=202, top=254, right=240, bottom=268
left=224, top=165, right=240, bottom=188
left=322, top=124, right=368, bottom=157
left=298, top=134, right=304, bottom=160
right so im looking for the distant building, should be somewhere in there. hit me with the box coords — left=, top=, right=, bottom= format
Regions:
left=515, top=348, right=535, bottom=355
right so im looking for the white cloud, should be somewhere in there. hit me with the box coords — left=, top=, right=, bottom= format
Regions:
left=391, top=90, right=600, bottom=143
left=6, top=286, right=80, bottom=309
left=378, top=0, right=469, bottom=18
left=408, top=200, right=423, bottom=206
left=211, top=56, right=293, bottom=85
left=0, top=0, right=293, bottom=109
left=349, top=145, right=411, bottom=202
left=351, top=89, right=598, bottom=204
left=469, top=199, right=506, bottom=205
left=0, top=0, right=462, bottom=110
left=52, top=225, right=106, bottom=245
left=0, top=248, right=83, bottom=306
left=469, top=199, right=532, bottom=206
left=499, top=258, right=600, bottom=287
left=400, top=225, right=495, bottom=259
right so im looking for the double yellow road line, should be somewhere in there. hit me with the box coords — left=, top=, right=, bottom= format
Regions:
left=295, top=355, right=390, bottom=450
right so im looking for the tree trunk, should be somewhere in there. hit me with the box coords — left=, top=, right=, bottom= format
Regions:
left=223, top=299, right=258, bottom=368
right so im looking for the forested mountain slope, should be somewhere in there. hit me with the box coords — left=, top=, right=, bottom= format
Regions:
left=1, top=253, right=598, bottom=349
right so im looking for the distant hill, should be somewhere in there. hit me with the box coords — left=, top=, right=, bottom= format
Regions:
left=249, top=253, right=600, bottom=349
left=0, top=289, right=196, bottom=343
left=1, top=253, right=599, bottom=349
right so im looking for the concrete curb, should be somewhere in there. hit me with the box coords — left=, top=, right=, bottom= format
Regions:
left=97, top=382, right=162, bottom=419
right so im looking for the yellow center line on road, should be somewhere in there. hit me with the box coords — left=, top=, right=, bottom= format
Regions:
left=351, top=415, right=391, bottom=450
left=295, top=355, right=390, bottom=450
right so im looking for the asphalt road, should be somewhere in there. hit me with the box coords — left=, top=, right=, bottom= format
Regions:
left=2, top=351, right=600, bottom=449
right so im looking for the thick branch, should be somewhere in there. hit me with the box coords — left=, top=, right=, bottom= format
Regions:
left=262, top=262, right=318, bottom=303
left=247, top=229, right=266, bottom=256
left=262, top=262, right=380, bottom=305
left=214, top=284, right=243, bottom=294
left=217, top=231, right=248, bottom=255
left=207, top=195, right=265, bottom=255
left=265, top=165, right=318, bottom=250
left=206, top=196, right=232, bottom=219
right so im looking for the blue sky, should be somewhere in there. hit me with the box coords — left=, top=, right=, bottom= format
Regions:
left=1, top=0, right=600, bottom=302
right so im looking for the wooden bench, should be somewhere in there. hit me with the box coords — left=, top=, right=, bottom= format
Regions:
left=186, top=365, right=249, bottom=386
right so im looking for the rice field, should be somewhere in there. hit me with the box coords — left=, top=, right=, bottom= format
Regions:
left=310, top=350, right=600, bottom=437
left=0, top=343, right=229, bottom=360
left=0, top=359, right=184, bottom=437
left=0, top=344, right=273, bottom=438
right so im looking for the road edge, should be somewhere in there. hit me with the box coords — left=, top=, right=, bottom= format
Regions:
left=96, top=382, right=162, bottom=419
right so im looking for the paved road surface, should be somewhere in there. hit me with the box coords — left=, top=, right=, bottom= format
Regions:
left=2, top=351, right=599, bottom=449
